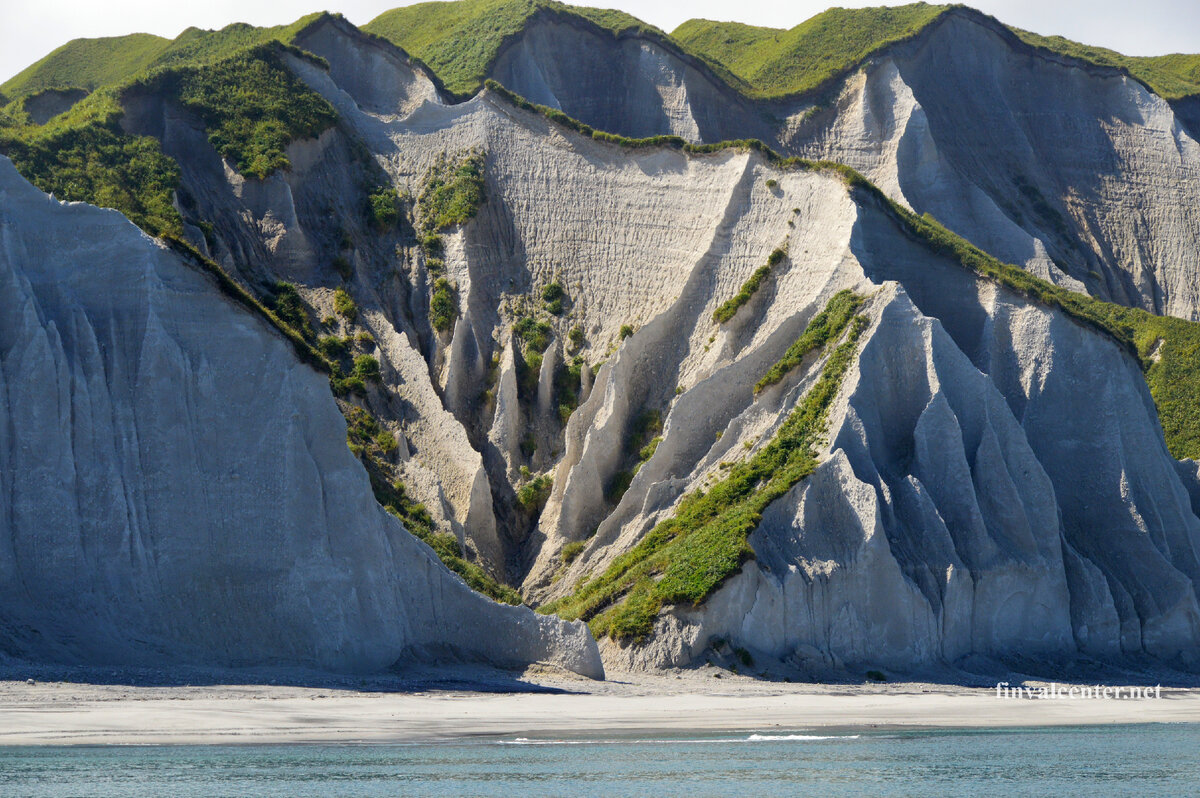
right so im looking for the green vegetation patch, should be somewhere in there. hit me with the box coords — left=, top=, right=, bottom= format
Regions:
left=1, top=34, right=171, bottom=98
left=756, top=289, right=864, bottom=392
left=0, top=101, right=183, bottom=236
left=1, top=14, right=326, bottom=102
left=135, top=44, right=338, bottom=179
left=364, top=0, right=661, bottom=97
left=417, top=150, right=485, bottom=233
left=543, top=292, right=867, bottom=642
left=672, top=4, right=950, bottom=100
left=430, top=278, right=458, bottom=332
left=713, top=247, right=785, bottom=324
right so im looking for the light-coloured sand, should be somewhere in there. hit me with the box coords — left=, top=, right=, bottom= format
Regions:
left=2, top=669, right=1197, bottom=746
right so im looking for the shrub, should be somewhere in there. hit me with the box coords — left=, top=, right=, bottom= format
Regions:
left=417, top=151, right=485, bottom=233
left=333, top=255, right=352, bottom=281
left=267, top=282, right=314, bottom=341
left=517, top=473, right=552, bottom=509
left=513, top=316, right=553, bottom=352
left=562, top=541, right=585, bottom=564
left=333, top=287, right=357, bottom=323
left=317, top=335, right=348, bottom=359
left=542, top=281, right=566, bottom=315
left=367, top=186, right=400, bottom=231
left=568, top=324, right=585, bottom=349
left=353, top=354, right=381, bottom=383
left=430, top=279, right=456, bottom=332
left=866, top=669, right=887, bottom=683
left=619, top=324, right=634, bottom=340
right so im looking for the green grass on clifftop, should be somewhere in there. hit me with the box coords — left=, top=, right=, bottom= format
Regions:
left=672, top=4, right=951, bottom=99
left=1011, top=30, right=1200, bottom=100
left=0, top=15, right=326, bottom=102
left=364, top=0, right=662, bottom=97
left=1, top=34, right=171, bottom=98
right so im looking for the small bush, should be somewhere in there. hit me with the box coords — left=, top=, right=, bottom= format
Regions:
left=735, top=646, right=754, bottom=667
left=333, top=287, right=358, bottom=323
left=517, top=474, right=553, bottom=509
left=542, top=281, right=566, bottom=315
left=333, top=255, right=352, bottom=281
left=513, top=316, right=553, bottom=352
left=866, top=669, right=887, bottom=683
left=353, top=354, right=381, bottom=383
left=430, top=278, right=457, bottom=333
left=568, top=324, right=585, bottom=349
left=562, top=541, right=585, bottom=564
left=267, top=282, right=314, bottom=341
left=417, top=151, right=485, bottom=233
left=367, top=186, right=400, bottom=231
left=317, top=335, right=348, bottom=359
left=619, top=324, right=634, bottom=340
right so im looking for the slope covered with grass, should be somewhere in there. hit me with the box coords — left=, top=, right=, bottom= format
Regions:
left=364, top=0, right=662, bottom=97
left=1, top=14, right=326, bottom=103
left=1, top=34, right=171, bottom=98
left=1012, top=30, right=1200, bottom=100
left=672, top=4, right=951, bottom=99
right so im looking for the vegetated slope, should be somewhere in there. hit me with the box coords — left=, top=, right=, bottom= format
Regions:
left=672, top=3, right=950, bottom=99
left=362, top=0, right=663, bottom=98
left=0, top=155, right=601, bottom=678
left=0, top=15, right=327, bottom=103
left=0, top=35, right=340, bottom=236
left=1012, top=29, right=1200, bottom=100
left=0, top=33, right=171, bottom=97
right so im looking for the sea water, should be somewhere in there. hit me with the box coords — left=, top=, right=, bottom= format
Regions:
left=2, top=724, right=1198, bottom=796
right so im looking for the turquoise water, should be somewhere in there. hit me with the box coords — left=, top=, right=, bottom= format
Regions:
left=2, top=724, right=1197, bottom=796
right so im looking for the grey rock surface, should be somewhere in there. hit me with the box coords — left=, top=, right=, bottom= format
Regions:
left=0, top=157, right=601, bottom=678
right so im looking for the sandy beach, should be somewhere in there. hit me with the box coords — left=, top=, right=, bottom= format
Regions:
left=2, top=666, right=1199, bottom=746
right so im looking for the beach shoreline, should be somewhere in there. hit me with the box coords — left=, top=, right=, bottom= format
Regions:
left=2, top=666, right=1199, bottom=746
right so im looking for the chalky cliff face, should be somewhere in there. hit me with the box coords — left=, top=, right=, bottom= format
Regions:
left=1, top=8, right=1200, bottom=679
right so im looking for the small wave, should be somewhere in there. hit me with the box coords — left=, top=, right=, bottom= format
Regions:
left=745, top=734, right=860, bottom=741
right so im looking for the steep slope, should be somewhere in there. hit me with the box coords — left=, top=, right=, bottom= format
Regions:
left=363, top=0, right=666, bottom=97
left=4, top=8, right=1200, bottom=682
left=365, top=0, right=767, bottom=143
left=0, top=155, right=601, bottom=677
left=269, top=25, right=1200, bottom=675
left=787, top=8, right=1200, bottom=322
left=672, top=4, right=951, bottom=99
